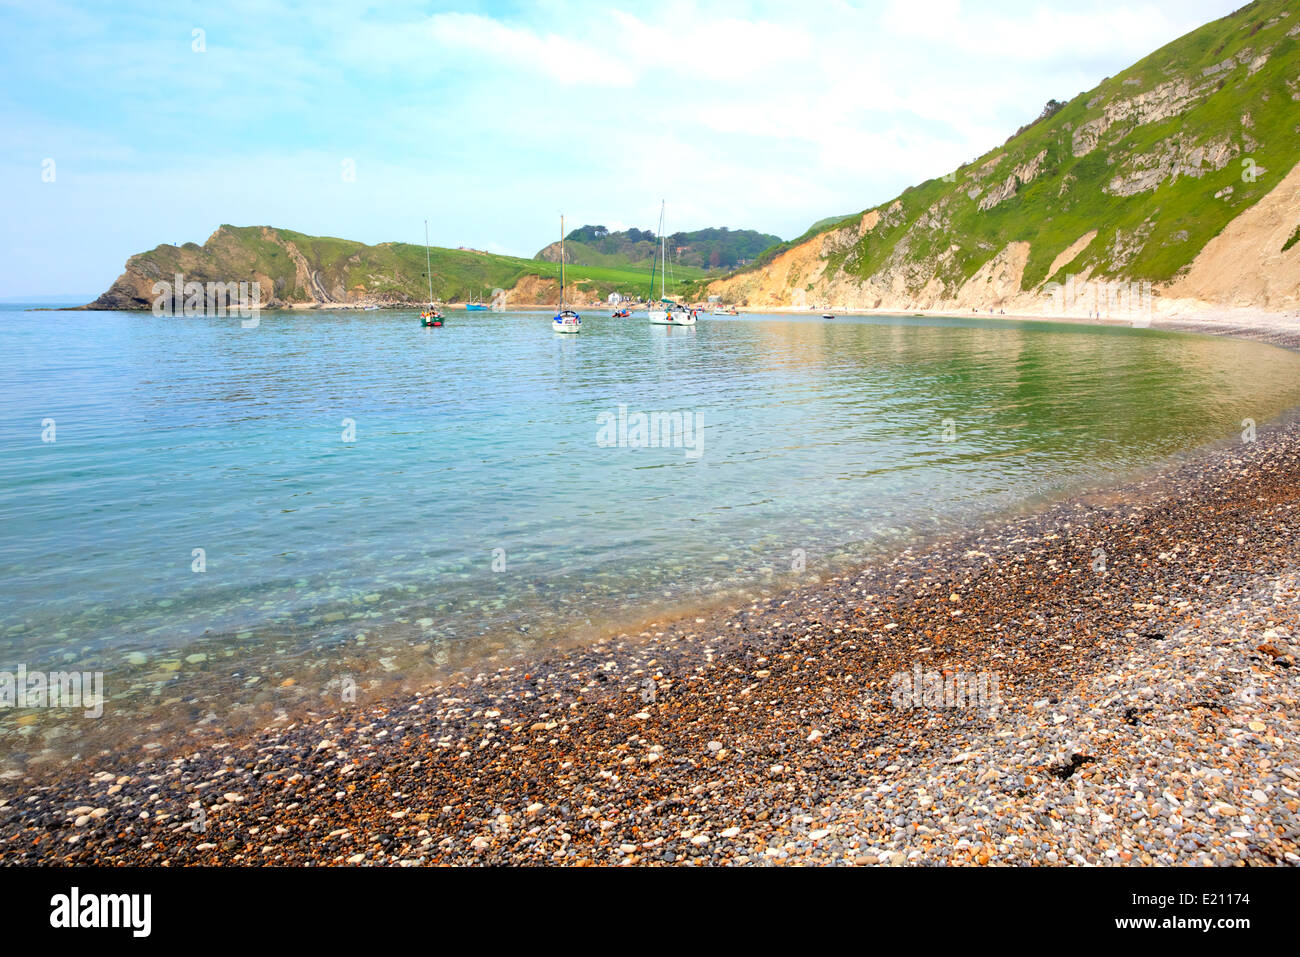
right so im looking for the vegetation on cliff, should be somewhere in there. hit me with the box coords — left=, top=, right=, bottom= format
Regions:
left=88, top=225, right=696, bottom=310
left=535, top=224, right=781, bottom=272
left=712, top=0, right=1300, bottom=309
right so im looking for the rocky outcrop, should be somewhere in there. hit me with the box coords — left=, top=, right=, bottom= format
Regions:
left=85, top=270, right=162, bottom=311
left=1105, top=136, right=1238, bottom=197
left=978, top=150, right=1047, bottom=211
left=281, top=237, right=335, bottom=304
left=1071, top=78, right=1207, bottom=157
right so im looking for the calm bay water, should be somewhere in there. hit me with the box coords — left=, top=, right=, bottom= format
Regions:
left=4, top=304, right=1300, bottom=762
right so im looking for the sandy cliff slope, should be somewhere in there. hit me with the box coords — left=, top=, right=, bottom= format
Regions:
left=707, top=0, right=1300, bottom=315
left=1164, top=160, right=1300, bottom=311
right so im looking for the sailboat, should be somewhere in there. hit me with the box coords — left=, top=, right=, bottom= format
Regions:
left=466, top=289, right=489, bottom=311
left=420, top=220, right=444, bottom=327
left=552, top=214, right=581, bottom=334
left=647, top=201, right=696, bottom=326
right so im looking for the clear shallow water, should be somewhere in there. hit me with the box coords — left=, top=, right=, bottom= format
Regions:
left=4, top=305, right=1300, bottom=763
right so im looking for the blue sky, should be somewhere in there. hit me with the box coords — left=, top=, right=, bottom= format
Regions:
left=0, top=0, right=1244, bottom=297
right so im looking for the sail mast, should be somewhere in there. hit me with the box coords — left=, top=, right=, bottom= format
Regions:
left=560, top=214, right=565, bottom=312
left=659, top=200, right=666, bottom=300
left=648, top=204, right=657, bottom=303
left=424, top=219, right=434, bottom=308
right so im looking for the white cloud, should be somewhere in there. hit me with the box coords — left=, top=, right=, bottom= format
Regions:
left=607, top=10, right=814, bottom=80
left=879, top=0, right=1182, bottom=61
left=425, top=12, right=638, bottom=86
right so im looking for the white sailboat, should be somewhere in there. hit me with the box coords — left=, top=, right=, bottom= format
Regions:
left=552, top=214, right=581, bottom=334
left=647, top=201, right=696, bottom=326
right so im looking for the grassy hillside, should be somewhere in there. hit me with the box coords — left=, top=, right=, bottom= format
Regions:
left=713, top=0, right=1300, bottom=307
left=270, top=228, right=673, bottom=301
left=89, top=225, right=694, bottom=309
left=536, top=224, right=781, bottom=272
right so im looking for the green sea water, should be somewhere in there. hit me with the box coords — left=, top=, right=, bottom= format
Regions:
left=3, top=305, right=1300, bottom=765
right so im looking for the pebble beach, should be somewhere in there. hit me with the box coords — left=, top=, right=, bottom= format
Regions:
left=3, top=320, right=1300, bottom=867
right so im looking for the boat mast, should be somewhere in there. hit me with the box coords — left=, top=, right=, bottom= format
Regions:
left=648, top=218, right=657, bottom=302
left=659, top=200, right=666, bottom=301
left=424, top=219, right=434, bottom=308
left=560, top=214, right=565, bottom=312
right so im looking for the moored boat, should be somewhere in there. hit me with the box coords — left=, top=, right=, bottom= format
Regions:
left=419, top=220, right=445, bottom=327
left=553, top=309, right=581, bottom=333
left=551, top=215, right=581, bottom=334
left=649, top=303, right=696, bottom=325
left=646, top=201, right=697, bottom=326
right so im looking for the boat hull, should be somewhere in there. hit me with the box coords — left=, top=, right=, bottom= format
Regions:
left=552, top=311, right=581, bottom=334
left=649, top=309, right=696, bottom=326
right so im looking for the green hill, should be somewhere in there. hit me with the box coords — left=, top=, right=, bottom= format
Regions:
left=711, top=0, right=1300, bottom=311
left=535, top=224, right=781, bottom=272
left=87, top=225, right=692, bottom=310
left=802, top=214, right=858, bottom=236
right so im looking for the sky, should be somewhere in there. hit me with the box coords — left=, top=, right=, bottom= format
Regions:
left=0, top=0, right=1247, bottom=297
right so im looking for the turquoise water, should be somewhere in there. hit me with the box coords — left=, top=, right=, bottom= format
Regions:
left=4, top=305, right=1300, bottom=762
